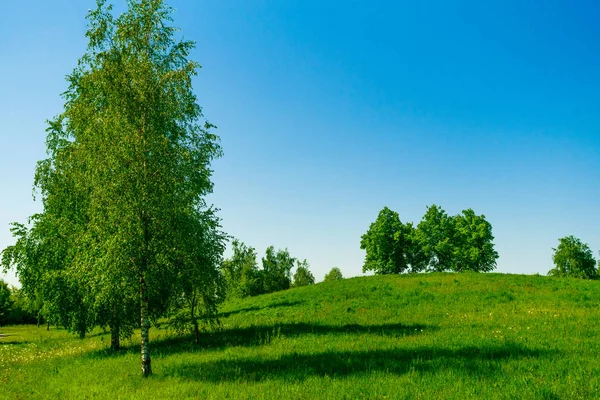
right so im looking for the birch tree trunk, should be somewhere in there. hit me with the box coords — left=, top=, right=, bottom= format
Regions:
left=140, top=277, right=152, bottom=377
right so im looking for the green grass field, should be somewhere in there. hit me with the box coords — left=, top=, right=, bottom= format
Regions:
left=1, top=273, right=599, bottom=399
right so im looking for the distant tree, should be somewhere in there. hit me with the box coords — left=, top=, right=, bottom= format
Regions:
left=292, top=260, right=315, bottom=287
left=452, top=209, right=499, bottom=272
left=262, top=246, right=296, bottom=293
left=548, top=236, right=597, bottom=279
left=7, top=287, right=37, bottom=326
left=0, top=280, right=12, bottom=326
left=221, top=240, right=263, bottom=298
left=414, top=205, right=456, bottom=272
left=324, top=267, right=344, bottom=282
left=360, top=207, right=415, bottom=274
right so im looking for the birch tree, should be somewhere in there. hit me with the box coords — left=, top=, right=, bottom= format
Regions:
left=4, top=0, right=223, bottom=376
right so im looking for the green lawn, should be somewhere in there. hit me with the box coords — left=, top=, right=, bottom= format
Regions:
left=1, top=273, right=599, bottom=399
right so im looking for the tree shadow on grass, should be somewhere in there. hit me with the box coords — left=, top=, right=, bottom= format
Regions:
left=89, top=322, right=433, bottom=358
left=87, top=331, right=111, bottom=338
left=0, top=340, right=30, bottom=345
left=217, top=300, right=305, bottom=319
left=162, top=343, right=553, bottom=382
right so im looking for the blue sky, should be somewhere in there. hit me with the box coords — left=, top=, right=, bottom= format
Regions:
left=1, top=0, right=599, bottom=286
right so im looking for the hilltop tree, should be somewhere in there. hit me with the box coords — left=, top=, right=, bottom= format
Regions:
left=292, top=259, right=315, bottom=287
left=362, top=205, right=499, bottom=274
left=3, top=0, right=223, bottom=376
left=402, top=222, right=428, bottom=273
left=360, top=207, right=419, bottom=274
left=452, top=209, right=498, bottom=272
left=262, top=246, right=296, bottom=293
left=548, top=236, right=597, bottom=279
left=414, top=205, right=456, bottom=272
left=324, top=267, right=344, bottom=282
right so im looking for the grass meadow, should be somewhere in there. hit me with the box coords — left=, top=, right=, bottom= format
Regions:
left=1, top=272, right=599, bottom=399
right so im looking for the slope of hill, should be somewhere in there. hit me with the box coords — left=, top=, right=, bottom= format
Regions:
left=1, top=273, right=599, bottom=399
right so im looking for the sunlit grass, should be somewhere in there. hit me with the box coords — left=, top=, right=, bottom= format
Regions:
left=1, top=273, right=599, bottom=399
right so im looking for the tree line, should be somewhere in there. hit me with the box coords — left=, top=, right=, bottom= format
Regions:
left=360, top=205, right=499, bottom=274
left=361, top=205, right=600, bottom=280
left=0, top=282, right=39, bottom=327
left=221, top=240, right=313, bottom=298
left=219, top=240, right=345, bottom=300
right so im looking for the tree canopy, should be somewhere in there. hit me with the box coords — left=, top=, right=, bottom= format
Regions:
left=221, top=241, right=313, bottom=297
left=292, top=260, right=315, bottom=287
left=548, top=236, right=597, bottom=279
left=362, top=205, right=499, bottom=274
left=452, top=208, right=498, bottom=272
left=324, top=267, right=344, bottom=282
left=414, top=205, right=455, bottom=272
left=221, top=240, right=263, bottom=299
left=360, top=207, right=416, bottom=274
left=262, top=246, right=296, bottom=293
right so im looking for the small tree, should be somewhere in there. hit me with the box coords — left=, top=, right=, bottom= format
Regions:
left=262, top=246, right=295, bottom=293
left=548, top=236, right=597, bottom=279
left=292, top=260, right=315, bottom=287
left=324, top=267, right=344, bottom=282
left=0, top=280, right=12, bottom=326
left=221, top=240, right=263, bottom=298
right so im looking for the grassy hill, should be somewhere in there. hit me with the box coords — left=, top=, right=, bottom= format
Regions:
left=1, top=273, right=599, bottom=399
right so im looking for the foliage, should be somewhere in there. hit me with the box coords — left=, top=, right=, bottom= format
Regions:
left=548, top=236, right=597, bottom=279
left=361, top=207, right=434, bottom=274
left=2, top=273, right=600, bottom=399
left=222, top=243, right=309, bottom=296
left=363, top=205, right=499, bottom=274
left=6, top=287, right=38, bottom=325
left=261, top=246, right=296, bottom=294
left=1, top=219, right=87, bottom=334
left=292, top=260, right=315, bottom=287
left=170, top=209, right=228, bottom=343
left=360, top=207, right=411, bottom=274
left=452, top=209, right=499, bottom=272
left=401, top=222, right=429, bottom=273
left=414, top=205, right=456, bottom=272
left=323, top=267, right=344, bottom=282
left=221, top=240, right=263, bottom=299
left=3, top=0, right=223, bottom=375
left=0, top=280, right=12, bottom=326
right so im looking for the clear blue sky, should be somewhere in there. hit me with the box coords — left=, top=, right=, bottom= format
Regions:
left=1, top=1, right=599, bottom=286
